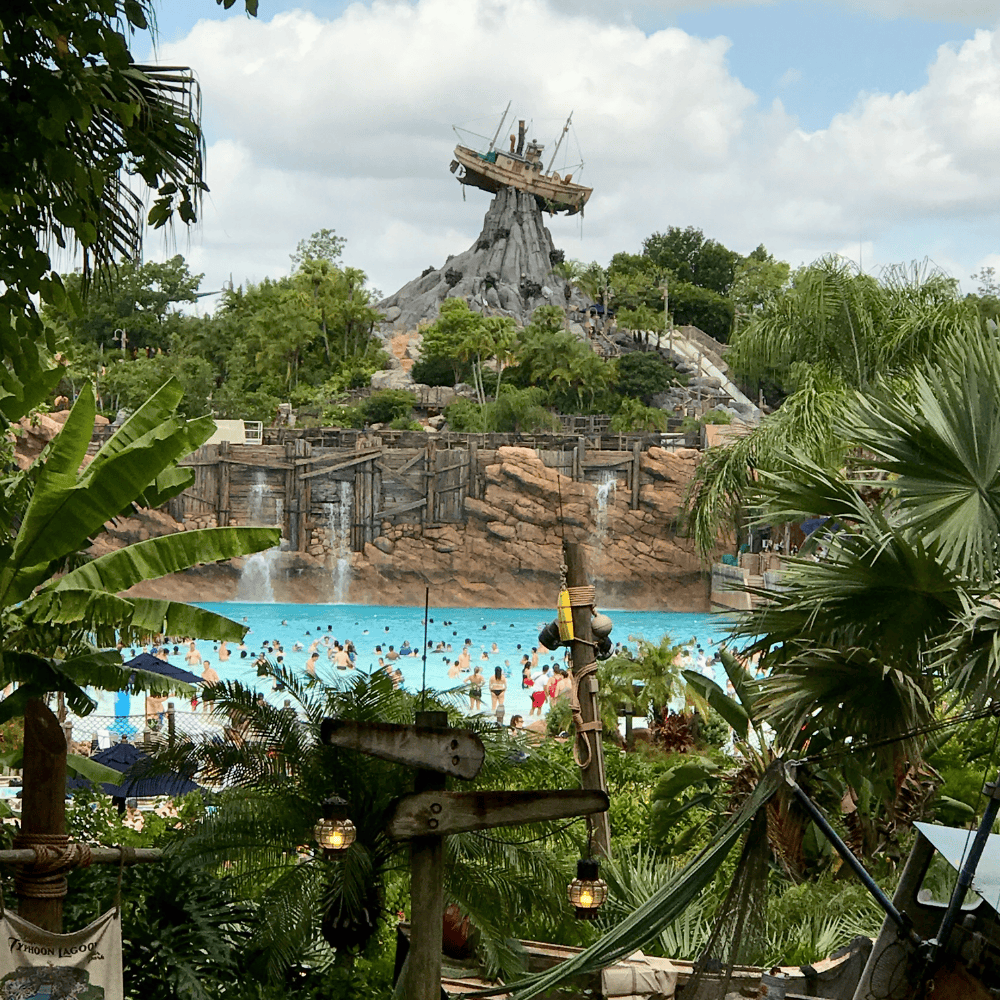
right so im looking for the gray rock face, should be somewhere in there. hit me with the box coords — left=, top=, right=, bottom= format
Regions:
left=370, top=369, right=416, bottom=391
left=377, top=187, right=581, bottom=333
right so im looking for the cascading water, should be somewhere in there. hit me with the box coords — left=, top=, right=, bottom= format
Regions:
left=593, top=472, right=618, bottom=568
left=248, top=470, right=267, bottom=525
left=238, top=471, right=278, bottom=599
left=328, top=480, right=353, bottom=603
left=236, top=548, right=278, bottom=602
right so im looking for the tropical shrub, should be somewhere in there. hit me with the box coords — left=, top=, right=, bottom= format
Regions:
left=359, top=390, right=416, bottom=425
left=615, top=352, right=674, bottom=403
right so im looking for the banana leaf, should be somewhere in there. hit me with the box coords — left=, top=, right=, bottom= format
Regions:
left=45, top=526, right=280, bottom=595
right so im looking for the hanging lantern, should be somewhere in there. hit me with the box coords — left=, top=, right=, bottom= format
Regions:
left=568, top=858, right=608, bottom=919
left=314, top=796, right=356, bottom=854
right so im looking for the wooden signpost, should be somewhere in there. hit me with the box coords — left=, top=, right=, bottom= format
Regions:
left=322, top=711, right=610, bottom=1000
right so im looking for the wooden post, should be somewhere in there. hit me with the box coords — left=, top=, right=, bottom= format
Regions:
left=296, top=440, right=312, bottom=553
left=577, top=435, right=586, bottom=481
left=284, top=441, right=297, bottom=543
left=217, top=442, right=231, bottom=527
left=563, top=541, right=611, bottom=858
left=469, top=440, right=478, bottom=501
left=425, top=441, right=437, bottom=526
left=405, top=710, right=448, bottom=1000
left=17, top=700, right=69, bottom=931
left=167, top=701, right=176, bottom=749
left=631, top=441, right=641, bottom=510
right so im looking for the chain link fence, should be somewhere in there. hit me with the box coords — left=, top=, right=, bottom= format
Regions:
left=64, top=709, right=228, bottom=755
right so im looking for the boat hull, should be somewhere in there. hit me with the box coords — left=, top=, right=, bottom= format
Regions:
left=453, top=145, right=591, bottom=215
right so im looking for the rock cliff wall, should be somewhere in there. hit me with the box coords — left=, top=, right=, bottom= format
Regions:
left=125, top=445, right=711, bottom=611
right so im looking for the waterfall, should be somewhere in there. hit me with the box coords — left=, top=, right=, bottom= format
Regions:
left=275, top=498, right=284, bottom=537
left=236, top=548, right=278, bottom=602
left=328, top=480, right=353, bottom=603
left=593, top=472, right=617, bottom=567
left=248, top=470, right=267, bottom=525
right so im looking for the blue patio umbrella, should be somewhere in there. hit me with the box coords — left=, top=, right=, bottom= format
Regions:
left=66, top=741, right=200, bottom=799
left=800, top=517, right=831, bottom=536
left=124, top=652, right=201, bottom=687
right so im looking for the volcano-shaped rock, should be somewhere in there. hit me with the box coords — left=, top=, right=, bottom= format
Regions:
left=378, top=187, right=582, bottom=335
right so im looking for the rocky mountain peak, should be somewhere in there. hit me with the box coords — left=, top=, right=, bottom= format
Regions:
left=377, top=187, right=583, bottom=337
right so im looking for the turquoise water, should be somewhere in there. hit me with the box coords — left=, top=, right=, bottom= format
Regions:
left=180, top=602, right=735, bottom=723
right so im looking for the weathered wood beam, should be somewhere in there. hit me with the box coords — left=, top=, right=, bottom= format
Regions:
left=388, top=789, right=609, bottom=840
left=0, top=847, right=163, bottom=864
left=374, top=497, right=427, bottom=518
left=298, top=451, right=380, bottom=480
left=320, top=719, right=484, bottom=779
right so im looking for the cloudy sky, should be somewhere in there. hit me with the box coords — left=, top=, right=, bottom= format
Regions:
left=142, top=0, right=1000, bottom=305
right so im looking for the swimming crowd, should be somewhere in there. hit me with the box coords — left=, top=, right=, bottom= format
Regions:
left=123, top=621, right=635, bottom=730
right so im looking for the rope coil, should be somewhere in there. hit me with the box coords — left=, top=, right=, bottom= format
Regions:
left=566, top=586, right=596, bottom=607
left=569, top=659, right=601, bottom=769
left=12, top=834, right=94, bottom=899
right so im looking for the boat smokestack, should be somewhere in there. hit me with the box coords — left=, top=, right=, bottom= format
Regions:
left=517, top=120, right=525, bottom=156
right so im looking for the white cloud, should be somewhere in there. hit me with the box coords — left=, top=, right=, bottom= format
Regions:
left=540, top=0, right=996, bottom=25
left=152, top=1, right=1000, bottom=301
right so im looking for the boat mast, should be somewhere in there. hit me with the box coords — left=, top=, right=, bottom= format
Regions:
left=546, top=111, right=573, bottom=173
left=488, top=101, right=512, bottom=152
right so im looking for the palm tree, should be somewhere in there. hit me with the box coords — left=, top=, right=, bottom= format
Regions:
left=734, top=328, right=1000, bottom=781
left=686, top=258, right=984, bottom=559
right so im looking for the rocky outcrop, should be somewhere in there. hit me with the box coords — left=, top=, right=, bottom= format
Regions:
left=120, top=445, right=714, bottom=611
left=348, top=445, right=710, bottom=610
left=11, top=407, right=110, bottom=470
left=377, top=187, right=583, bottom=335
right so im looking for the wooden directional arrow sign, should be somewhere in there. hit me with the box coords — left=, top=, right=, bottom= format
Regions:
left=387, top=788, right=609, bottom=840
left=320, top=719, right=485, bottom=780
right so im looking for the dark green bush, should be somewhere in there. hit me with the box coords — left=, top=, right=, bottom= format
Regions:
left=360, top=390, right=417, bottom=425
left=616, top=352, right=675, bottom=404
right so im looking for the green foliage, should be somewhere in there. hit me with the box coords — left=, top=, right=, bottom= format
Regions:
left=0, top=379, right=279, bottom=722
left=360, top=389, right=417, bottom=425
left=442, top=398, right=485, bottom=431
left=100, top=353, right=215, bottom=418
left=290, top=228, right=346, bottom=270
left=444, top=388, right=560, bottom=434
left=0, top=3, right=209, bottom=350
left=44, top=257, right=204, bottom=352
left=926, top=717, right=999, bottom=824
left=164, top=667, right=587, bottom=984
left=599, top=635, right=687, bottom=720
left=667, top=280, right=735, bottom=343
left=410, top=353, right=470, bottom=387
left=649, top=755, right=722, bottom=854
left=417, top=300, right=517, bottom=405
left=388, top=416, right=423, bottom=431
left=730, top=245, right=791, bottom=324
left=615, top=351, right=674, bottom=404
left=610, top=398, right=667, bottom=433
left=508, top=307, right=615, bottom=413
left=643, top=227, right=741, bottom=296
left=725, top=329, right=1000, bottom=788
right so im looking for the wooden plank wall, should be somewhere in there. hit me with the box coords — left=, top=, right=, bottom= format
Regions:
left=174, top=435, right=679, bottom=552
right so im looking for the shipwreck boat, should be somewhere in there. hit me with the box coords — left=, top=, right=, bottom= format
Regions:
left=450, top=105, right=592, bottom=216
